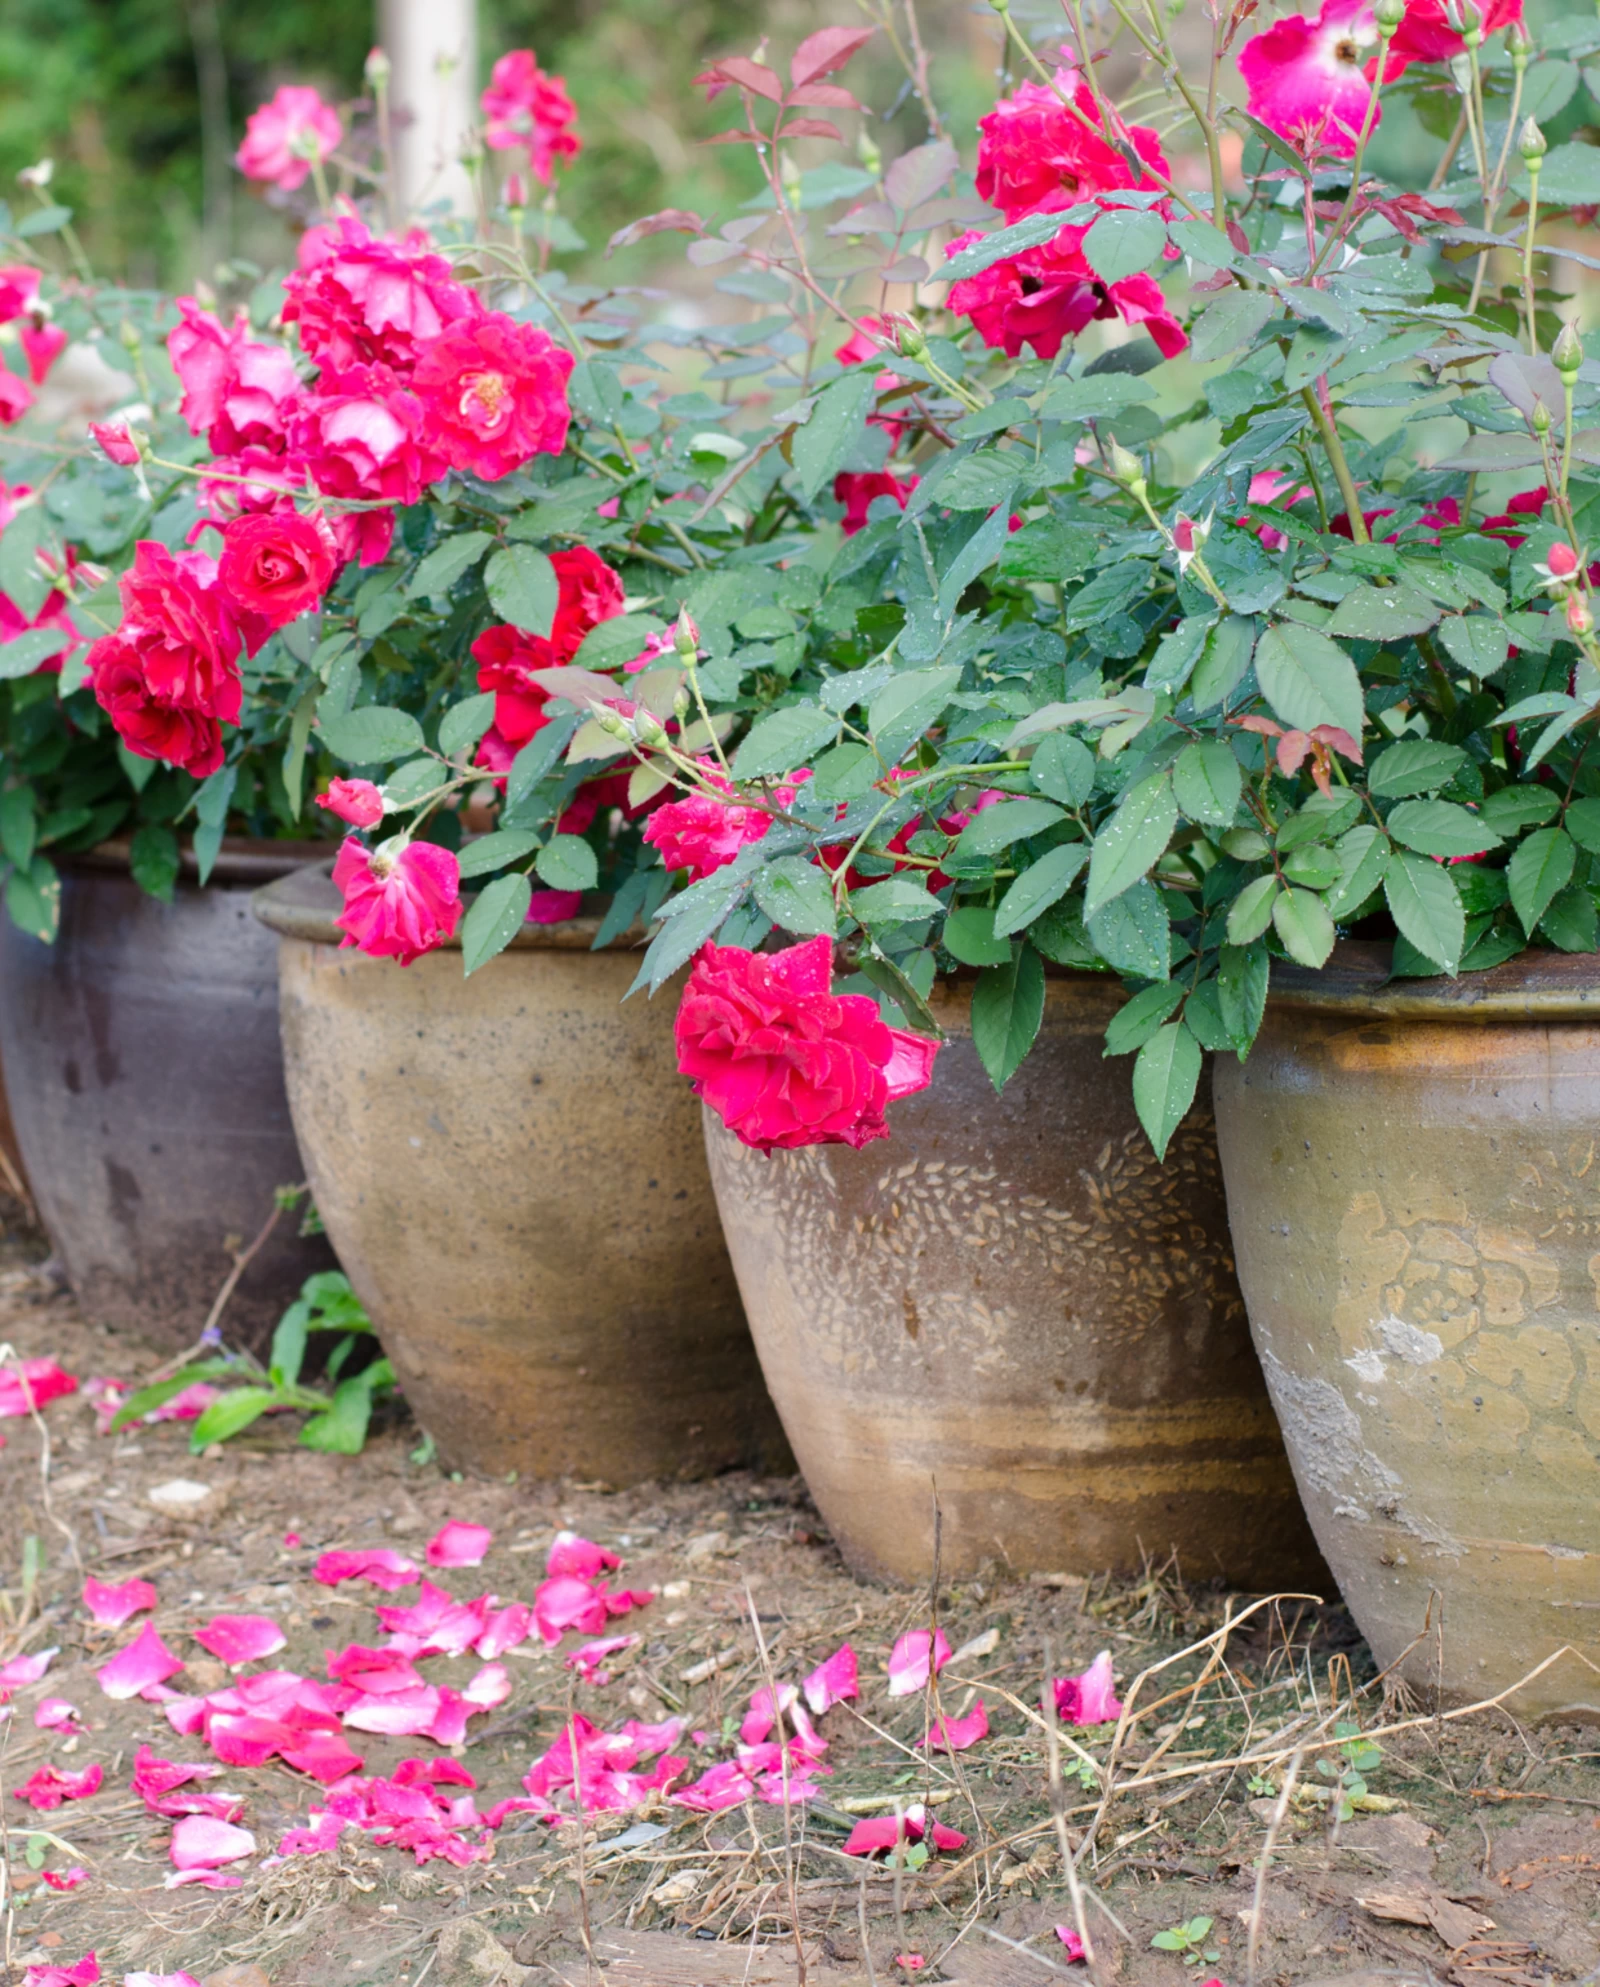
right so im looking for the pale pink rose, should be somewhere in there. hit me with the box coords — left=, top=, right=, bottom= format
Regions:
left=235, top=84, right=342, bottom=192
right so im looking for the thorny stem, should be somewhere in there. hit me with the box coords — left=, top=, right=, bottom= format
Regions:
left=1300, top=385, right=1369, bottom=541
left=1469, top=43, right=1526, bottom=312
left=1429, top=101, right=1470, bottom=189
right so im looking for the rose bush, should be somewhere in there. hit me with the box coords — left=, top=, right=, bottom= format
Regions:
left=4, top=0, right=1599, bottom=1155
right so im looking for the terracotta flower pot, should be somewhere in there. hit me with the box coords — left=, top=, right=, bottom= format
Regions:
left=252, top=863, right=785, bottom=1483
left=0, top=840, right=335, bottom=1352
left=1213, top=944, right=1600, bottom=1716
left=702, top=970, right=1324, bottom=1587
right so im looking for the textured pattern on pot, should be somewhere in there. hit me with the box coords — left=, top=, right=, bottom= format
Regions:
left=0, top=842, right=333, bottom=1352
left=1213, top=944, right=1600, bottom=1717
left=703, top=970, right=1325, bottom=1587
left=254, top=862, right=785, bottom=1483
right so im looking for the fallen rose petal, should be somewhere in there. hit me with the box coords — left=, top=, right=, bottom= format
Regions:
left=327, top=1644, right=425, bottom=1694
left=843, top=1803, right=967, bottom=1857
left=124, top=1975, right=203, bottom=1986
left=21, top=1956, right=98, bottom=1987
left=546, top=1530, right=620, bottom=1579
left=169, top=1813, right=256, bottom=1870
left=0, top=1647, right=57, bottom=1688
left=921, top=1698, right=989, bottom=1753
left=670, top=1759, right=755, bottom=1812
left=13, top=1764, right=103, bottom=1810
left=886, top=1629, right=952, bottom=1698
left=1052, top=1651, right=1123, bottom=1727
left=1056, top=1926, right=1088, bottom=1961
left=82, top=1578, right=158, bottom=1628
left=564, top=1633, right=639, bottom=1683
left=342, top=1685, right=444, bottom=1736
left=280, top=1729, right=366, bottom=1783
left=35, top=1699, right=80, bottom=1731
left=40, top=1866, right=88, bottom=1892
left=375, top=1580, right=454, bottom=1636
left=278, top=1810, right=348, bottom=1855
left=532, top=1573, right=611, bottom=1644
left=0, top=1359, right=78, bottom=1418
left=192, top=1614, right=286, bottom=1668
left=97, top=1623, right=183, bottom=1701
left=164, top=1868, right=243, bottom=1889
left=425, top=1519, right=492, bottom=1568
left=160, top=1696, right=208, bottom=1737
left=463, top=1662, right=511, bottom=1708
left=312, top=1548, right=418, bottom=1591
left=803, top=1643, right=859, bottom=1715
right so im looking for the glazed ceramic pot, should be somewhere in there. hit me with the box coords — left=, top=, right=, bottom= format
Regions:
left=1213, top=944, right=1600, bottom=1716
left=0, top=841, right=335, bottom=1352
left=253, top=863, right=784, bottom=1484
left=703, top=969, right=1324, bottom=1587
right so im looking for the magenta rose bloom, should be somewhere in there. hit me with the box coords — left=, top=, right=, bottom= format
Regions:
left=1382, top=0, right=1522, bottom=80
left=169, top=300, right=302, bottom=456
left=217, top=511, right=338, bottom=651
left=675, top=936, right=941, bottom=1152
left=332, top=837, right=462, bottom=967
left=411, top=315, right=574, bottom=481
left=481, top=50, right=582, bottom=183
left=471, top=546, right=625, bottom=741
left=316, top=777, right=385, bottom=829
left=644, top=765, right=809, bottom=883
left=1238, top=0, right=1379, bottom=158
left=235, top=84, right=341, bottom=192
left=292, top=365, right=445, bottom=508
left=282, top=216, right=482, bottom=379
left=87, top=542, right=243, bottom=777
left=20, top=323, right=65, bottom=386
left=0, top=265, right=40, bottom=324
left=834, top=470, right=917, bottom=536
left=947, top=230, right=1187, bottom=361
left=975, top=68, right=1172, bottom=221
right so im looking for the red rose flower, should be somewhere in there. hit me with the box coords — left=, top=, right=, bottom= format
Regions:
left=947, top=230, right=1187, bottom=361
left=217, top=511, right=338, bottom=652
left=471, top=547, right=625, bottom=742
left=643, top=765, right=809, bottom=882
left=332, top=836, right=462, bottom=967
left=1380, top=0, right=1522, bottom=79
left=282, top=216, right=482, bottom=380
left=481, top=50, right=581, bottom=184
left=834, top=470, right=917, bottom=535
left=292, top=365, right=445, bottom=508
left=168, top=300, right=302, bottom=456
left=976, top=68, right=1172, bottom=221
left=316, top=777, right=385, bottom=829
left=411, top=314, right=574, bottom=481
left=86, top=541, right=243, bottom=777
left=675, top=936, right=941, bottom=1152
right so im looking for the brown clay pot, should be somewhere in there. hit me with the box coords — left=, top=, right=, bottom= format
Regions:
left=0, top=841, right=336, bottom=1352
left=1213, top=944, right=1600, bottom=1716
left=252, top=862, right=785, bottom=1484
left=702, top=970, right=1324, bottom=1587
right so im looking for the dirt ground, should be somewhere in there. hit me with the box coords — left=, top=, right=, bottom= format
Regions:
left=0, top=1217, right=1597, bottom=1987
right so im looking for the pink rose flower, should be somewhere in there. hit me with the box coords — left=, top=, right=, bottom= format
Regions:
left=471, top=547, right=624, bottom=740
left=282, top=216, right=481, bottom=379
left=86, top=542, right=244, bottom=778
left=89, top=419, right=138, bottom=465
left=216, top=510, right=338, bottom=648
left=292, top=365, right=445, bottom=508
left=947, top=229, right=1187, bottom=361
left=481, top=50, right=581, bottom=183
left=168, top=300, right=302, bottom=456
left=976, top=68, right=1171, bottom=220
left=19, top=322, right=65, bottom=386
left=0, top=364, right=31, bottom=424
left=411, top=314, right=574, bottom=481
left=1239, top=0, right=1378, bottom=160
left=1382, top=0, right=1522, bottom=79
left=675, top=936, right=941, bottom=1152
left=235, top=84, right=342, bottom=192
left=317, top=777, right=385, bottom=829
left=0, top=265, right=40, bottom=324
left=643, top=764, right=809, bottom=882
left=332, top=837, right=463, bottom=967
left=834, top=469, right=917, bottom=535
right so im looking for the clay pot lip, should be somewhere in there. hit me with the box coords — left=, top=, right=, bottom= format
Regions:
left=251, top=858, right=639, bottom=952
left=1267, top=938, right=1600, bottom=1019
left=71, top=837, right=336, bottom=887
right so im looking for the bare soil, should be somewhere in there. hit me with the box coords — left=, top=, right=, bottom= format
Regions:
left=0, top=1222, right=1596, bottom=1987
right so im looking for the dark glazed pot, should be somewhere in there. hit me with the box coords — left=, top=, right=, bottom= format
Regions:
left=1213, top=944, right=1600, bottom=1716
left=0, top=840, right=335, bottom=1352
left=703, top=971, right=1325, bottom=1588
left=253, top=863, right=785, bottom=1484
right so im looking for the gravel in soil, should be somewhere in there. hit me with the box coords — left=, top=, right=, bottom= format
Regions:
left=0, top=1230, right=1597, bottom=1987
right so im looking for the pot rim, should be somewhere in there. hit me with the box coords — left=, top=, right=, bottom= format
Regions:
left=1266, top=939, right=1600, bottom=1020
left=72, top=837, right=336, bottom=886
left=251, top=858, right=639, bottom=952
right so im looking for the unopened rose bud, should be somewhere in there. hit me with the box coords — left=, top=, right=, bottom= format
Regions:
left=1567, top=589, right=1593, bottom=637
left=88, top=420, right=144, bottom=467
left=1108, top=440, right=1145, bottom=489
left=672, top=686, right=692, bottom=723
left=1554, top=319, right=1584, bottom=379
left=1519, top=115, right=1548, bottom=163
left=593, top=706, right=635, bottom=740
left=1508, top=17, right=1531, bottom=65
left=118, top=319, right=141, bottom=354
left=365, top=45, right=392, bottom=89
left=895, top=318, right=929, bottom=361
left=1373, top=0, right=1406, bottom=32
left=635, top=711, right=670, bottom=749
left=1531, top=397, right=1552, bottom=434
left=1548, top=542, right=1580, bottom=579
left=858, top=130, right=883, bottom=176
left=674, top=607, right=701, bottom=661
left=504, top=170, right=528, bottom=211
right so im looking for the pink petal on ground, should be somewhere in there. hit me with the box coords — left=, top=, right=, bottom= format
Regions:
left=164, top=1869, right=242, bottom=1890
left=532, top=1574, right=611, bottom=1644
left=13, top=1764, right=103, bottom=1810
left=192, top=1615, right=286, bottom=1668
left=169, top=1813, right=256, bottom=1870
left=886, top=1629, right=952, bottom=1698
left=97, top=1623, right=183, bottom=1700
left=670, top=1760, right=756, bottom=1813
left=475, top=1602, right=534, bottom=1658
left=204, top=1711, right=296, bottom=1768
left=405, top=1596, right=493, bottom=1658
left=125, top=1976, right=203, bottom=1986
left=425, top=1520, right=491, bottom=1568
left=546, top=1530, right=621, bottom=1578
left=22, top=1957, right=98, bottom=1987
left=278, top=1810, right=349, bottom=1855
left=161, top=1696, right=208, bottom=1737
left=35, top=1699, right=79, bottom=1731
left=1052, top=1651, right=1123, bottom=1726
left=423, top=1688, right=474, bottom=1748
left=1056, top=1927, right=1088, bottom=1962
left=375, top=1580, right=453, bottom=1636
left=921, top=1698, right=989, bottom=1753
left=131, top=1744, right=222, bottom=1803
left=604, top=1587, right=654, bottom=1618
left=342, top=1685, right=443, bottom=1736
left=739, top=1683, right=793, bottom=1747
left=463, top=1662, right=511, bottom=1708
left=0, top=1647, right=57, bottom=1687
left=0, top=1359, right=77, bottom=1417
left=564, top=1634, right=639, bottom=1682
left=843, top=1815, right=901, bottom=1856
left=326, top=1644, right=424, bottom=1694
left=803, top=1643, right=859, bottom=1715
left=312, top=1548, right=418, bottom=1591
left=82, top=1578, right=158, bottom=1628
left=40, top=1867, right=88, bottom=1892
left=280, top=1730, right=365, bottom=1783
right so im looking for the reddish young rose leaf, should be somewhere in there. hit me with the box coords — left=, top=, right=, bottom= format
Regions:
left=702, top=131, right=768, bottom=145
left=606, top=209, right=707, bottom=256
left=785, top=83, right=863, bottom=109
left=779, top=118, right=845, bottom=142
left=705, top=57, right=785, bottom=101
left=790, top=25, right=876, bottom=86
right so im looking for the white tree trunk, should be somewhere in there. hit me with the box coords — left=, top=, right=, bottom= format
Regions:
left=377, top=0, right=479, bottom=220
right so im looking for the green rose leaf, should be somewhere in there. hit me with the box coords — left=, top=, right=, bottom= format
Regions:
left=485, top=544, right=558, bottom=636
left=1084, top=773, right=1177, bottom=920
left=1254, top=624, right=1364, bottom=743
left=1172, top=740, right=1242, bottom=827
left=462, top=871, right=533, bottom=974
left=1132, top=1020, right=1202, bottom=1160
left=1384, top=850, right=1463, bottom=973
left=971, top=945, right=1046, bottom=1092
left=1508, top=825, right=1576, bottom=936
left=994, top=842, right=1089, bottom=937
left=753, top=856, right=837, bottom=937
left=535, top=834, right=600, bottom=894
